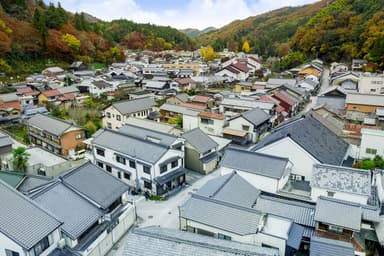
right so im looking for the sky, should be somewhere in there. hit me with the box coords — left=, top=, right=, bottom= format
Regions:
left=47, top=0, right=319, bottom=30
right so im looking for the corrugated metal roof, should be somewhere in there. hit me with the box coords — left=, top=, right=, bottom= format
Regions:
left=310, top=236, right=354, bottom=256
left=314, top=197, right=361, bottom=231
left=28, top=114, right=79, bottom=136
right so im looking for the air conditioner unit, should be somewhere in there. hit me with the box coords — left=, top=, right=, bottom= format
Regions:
left=57, top=239, right=66, bottom=248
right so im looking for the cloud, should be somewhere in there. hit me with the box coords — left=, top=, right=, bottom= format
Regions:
left=47, top=0, right=318, bottom=29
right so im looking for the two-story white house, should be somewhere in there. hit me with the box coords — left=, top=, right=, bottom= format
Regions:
left=102, top=97, right=156, bottom=130
left=198, top=112, right=226, bottom=136
left=91, top=127, right=185, bottom=195
left=359, top=128, right=384, bottom=160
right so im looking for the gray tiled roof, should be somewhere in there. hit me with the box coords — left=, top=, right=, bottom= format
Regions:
left=220, top=148, right=289, bottom=179
left=253, top=194, right=316, bottom=228
left=112, top=97, right=155, bottom=115
left=176, top=93, right=189, bottom=102
left=241, top=107, right=271, bottom=127
left=32, top=182, right=103, bottom=240
left=61, top=162, right=129, bottom=209
left=287, top=223, right=304, bottom=249
left=0, top=180, right=61, bottom=249
left=196, top=172, right=260, bottom=208
left=92, top=129, right=169, bottom=164
left=253, top=114, right=349, bottom=165
left=118, top=124, right=178, bottom=147
left=314, top=196, right=362, bottom=231
left=17, top=175, right=54, bottom=194
left=182, top=128, right=218, bottom=153
left=310, top=236, right=354, bottom=256
left=119, top=226, right=279, bottom=256
left=0, top=132, right=12, bottom=147
left=28, top=114, right=80, bottom=136
left=311, top=164, right=371, bottom=196
left=180, top=195, right=262, bottom=235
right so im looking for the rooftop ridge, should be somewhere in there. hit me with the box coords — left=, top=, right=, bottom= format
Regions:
left=112, top=96, right=152, bottom=106
left=122, top=123, right=178, bottom=139
left=209, top=172, right=236, bottom=198
left=313, top=163, right=370, bottom=175
left=258, top=193, right=316, bottom=209
left=225, top=147, right=290, bottom=162
left=132, top=227, right=269, bottom=255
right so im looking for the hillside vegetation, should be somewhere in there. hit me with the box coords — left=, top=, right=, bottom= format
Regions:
left=199, top=0, right=384, bottom=68
left=0, top=0, right=195, bottom=75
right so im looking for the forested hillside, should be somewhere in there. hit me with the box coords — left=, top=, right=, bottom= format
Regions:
left=199, top=0, right=384, bottom=69
left=0, top=0, right=195, bottom=75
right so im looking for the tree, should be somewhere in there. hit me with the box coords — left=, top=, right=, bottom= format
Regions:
left=242, top=41, right=250, bottom=53
left=12, top=147, right=30, bottom=172
left=0, top=58, right=11, bottom=73
left=200, top=45, right=217, bottom=62
left=62, top=33, right=81, bottom=53
left=33, top=9, right=47, bottom=49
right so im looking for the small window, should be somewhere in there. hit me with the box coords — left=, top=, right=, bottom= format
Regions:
left=242, top=125, right=250, bottom=131
left=124, top=172, right=130, bottom=180
left=5, top=249, right=20, bottom=256
left=117, top=172, right=121, bottom=179
left=143, top=165, right=151, bottom=174
left=366, top=148, right=377, bottom=155
left=107, top=122, right=112, bottom=129
left=106, top=165, right=112, bottom=173
left=96, top=148, right=105, bottom=156
left=97, top=161, right=104, bottom=168
left=144, top=180, right=152, bottom=189
left=75, top=133, right=83, bottom=139
left=116, top=155, right=126, bottom=165
left=171, top=160, right=178, bottom=168
left=160, top=165, right=167, bottom=174
left=129, top=160, right=136, bottom=168
left=37, top=169, right=46, bottom=176
left=106, top=112, right=111, bottom=118
left=116, top=115, right=121, bottom=121
left=327, top=191, right=335, bottom=197
left=218, top=233, right=231, bottom=240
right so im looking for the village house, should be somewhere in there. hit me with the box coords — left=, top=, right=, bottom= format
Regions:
left=28, top=114, right=86, bottom=156
left=159, top=103, right=201, bottom=131
left=359, top=128, right=384, bottom=159
left=198, top=111, right=226, bottom=136
left=102, top=97, right=156, bottom=130
left=253, top=114, right=351, bottom=182
left=330, top=71, right=359, bottom=91
left=358, top=73, right=384, bottom=95
left=166, top=93, right=189, bottom=105
left=182, top=128, right=219, bottom=174
left=91, top=127, right=185, bottom=195
left=345, top=93, right=384, bottom=122
left=224, top=107, right=271, bottom=144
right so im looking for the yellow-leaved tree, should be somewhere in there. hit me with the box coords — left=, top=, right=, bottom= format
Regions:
left=200, top=45, right=217, bottom=62
left=61, top=33, right=81, bottom=53
left=242, top=41, right=250, bottom=53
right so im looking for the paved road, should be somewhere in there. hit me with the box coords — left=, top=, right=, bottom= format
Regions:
left=107, top=169, right=221, bottom=255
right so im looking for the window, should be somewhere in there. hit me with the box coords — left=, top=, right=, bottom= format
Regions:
left=97, top=161, right=104, bottom=168
left=218, top=233, right=231, bottom=240
left=129, top=160, right=136, bottom=168
left=366, top=148, right=377, bottom=155
left=144, top=180, right=152, bottom=189
left=96, top=148, right=105, bottom=157
left=171, top=160, right=178, bottom=168
left=106, top=165, right=112, bottom=173
left=327, top=191, right=335, bottom=197
left=116, top=115, right=121, bottom=121
left=116, top=155, right=126, bottom=165
left=117, top=172, right=121, bottom=179
left=143, top=165, right=151, bottom=174
left=201, top=118, right=214, bottom=125
left=242, top=125, right=250, bottom=131
left=32, top=237, right=50, bottom=256
left=370, top=89, right=377, bottom=92
left=124, top=172, right=130, bottom=180
left=106, top=112, right=111, bottom=118
left=160, top=165, right=167, bottom=174
left=329, top=225, right=344, bottom=233
left=37, top=169, right=46, bottom=176
left=107, top=122, right=112, bottom=129
left=5, top=249, right=19, bottom=256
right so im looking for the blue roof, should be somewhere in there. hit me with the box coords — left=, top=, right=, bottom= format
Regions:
left=310, top=236, right=354, bottom=256
left=287, top=224, right=304, bottom=249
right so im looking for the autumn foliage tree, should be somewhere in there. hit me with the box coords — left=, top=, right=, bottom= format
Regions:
left=200, top=45, right=217, bottom=62
left=62, top=33, right=81, bottom=54
left=242, top=41, right=250, bottom=53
